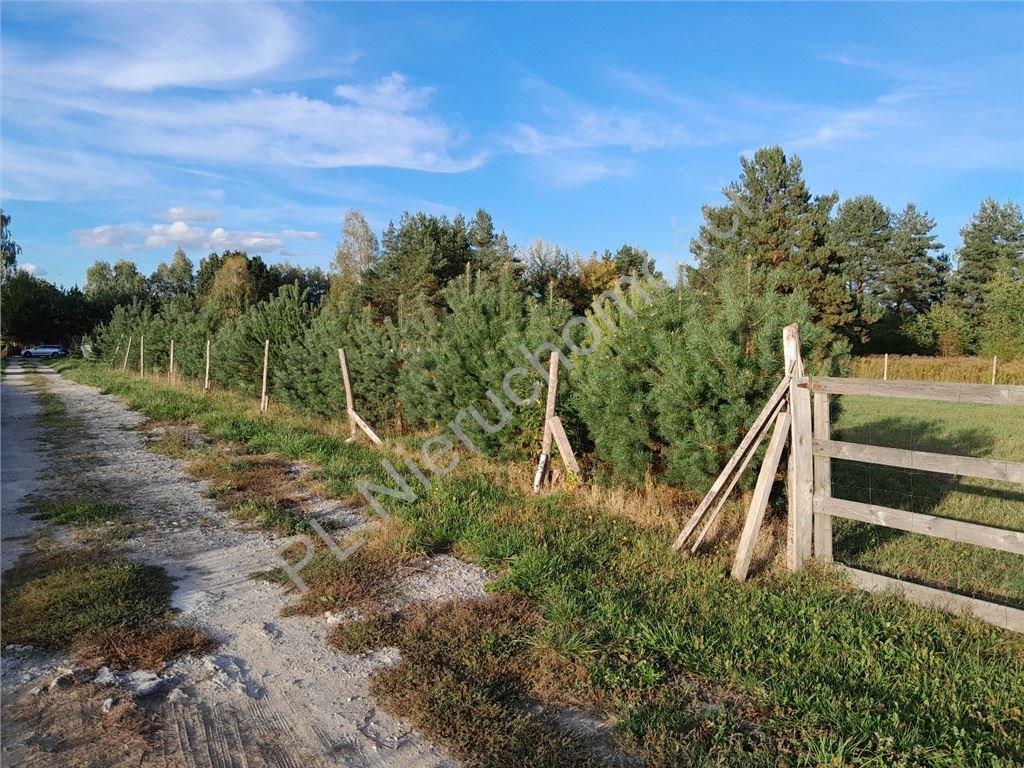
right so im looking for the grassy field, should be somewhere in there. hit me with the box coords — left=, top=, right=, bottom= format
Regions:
left=46, top=358, right=1024, bottom=767
left=832, top=395, right=1024, bottom=606
left=851, top=355, right=1024, bottom=385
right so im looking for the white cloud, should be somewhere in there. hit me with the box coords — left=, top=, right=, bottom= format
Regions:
left=334, top=73, right=432, bottom=112
left=508, top=105, right=685, bottom=156
left=0, top=6, right=483, bottom=206
left=6, top=4, right=298, bottom=93
left=161, top=207, right=219, bottom=222
left=71, top=218, right=311, bottom=255
left=19, top=263, right=46, bottom=277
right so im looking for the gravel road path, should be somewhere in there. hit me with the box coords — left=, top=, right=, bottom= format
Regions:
left=1, top=361, right=477, bottom=767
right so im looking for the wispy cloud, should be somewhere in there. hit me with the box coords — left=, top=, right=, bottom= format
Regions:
left=4, top=3, right=299, bottom=92
left=1, top=6, right=486, bottom=206
left=282, top=230, right=322, bottom=241
left=159, top=207, right=219, bottom=223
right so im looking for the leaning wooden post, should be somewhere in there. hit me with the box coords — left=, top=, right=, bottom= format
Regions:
left=338, top=348, right=357, bottom=439
left=337, top=348, right=383, bottom=446
left=992, top=356, right=998, bottom=386
left=203, top=338, right=211, bottom=394
left=812, top=391, right=833, bottom=562
left=533, top=351, right=560, bottom=492
left=122, top=336, right=133, bottom=372
left=883, top=353, right=889, bottom=381
left=168, top=339, right=175, bottom=384
left=259, top=339, right=270, bottom=413
left=732, top=409, right=791, bottom=582
left=139, top=335, right=145, bottom=379
left=783, top=324, right=813, bottom=571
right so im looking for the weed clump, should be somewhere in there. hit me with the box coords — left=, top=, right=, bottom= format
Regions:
left=332, top=596, right=613, bottom=768
left=34, top=499, right=126, bottom=527
left=1, top=544, right=214, bottom=669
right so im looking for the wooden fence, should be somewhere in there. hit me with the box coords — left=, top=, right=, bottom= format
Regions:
left=676, top=324, right=1024, bottom=632
left=801, top=375, right=1024, bottom=631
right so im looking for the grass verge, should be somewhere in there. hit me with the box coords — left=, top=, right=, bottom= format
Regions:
left=52, top=358, right=1024, bottom=767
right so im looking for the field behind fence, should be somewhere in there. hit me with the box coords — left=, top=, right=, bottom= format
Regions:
left=852, top=354, right=1024, bottom=384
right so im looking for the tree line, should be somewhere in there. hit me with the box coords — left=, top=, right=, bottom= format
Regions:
left=2, top=146, right=1021, bottom=489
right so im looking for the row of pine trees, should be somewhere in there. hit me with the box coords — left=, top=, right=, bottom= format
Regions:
left=82, top=147, right=1022, bottom=490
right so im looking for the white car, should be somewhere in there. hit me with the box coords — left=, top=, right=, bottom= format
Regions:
left=22, top=345, right=66, bottom=359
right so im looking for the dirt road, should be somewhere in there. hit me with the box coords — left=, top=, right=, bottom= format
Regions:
left=1, top=360, right=464, bottom=767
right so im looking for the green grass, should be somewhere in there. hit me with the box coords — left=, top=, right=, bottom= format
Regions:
left=832, top=396, right=1024, bottom=605
left=52, top=359, right=1024, bottom=767
left=2, top=549, right=173, bottom=650
left=230, top=498, right=314, bottom=536
left=34, top=499, right=126, bottom=527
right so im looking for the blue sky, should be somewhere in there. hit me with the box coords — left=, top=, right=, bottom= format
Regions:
left=2, top=2, right=1022, bottom=287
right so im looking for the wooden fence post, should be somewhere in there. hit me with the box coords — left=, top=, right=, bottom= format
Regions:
left=732, top=409, right=791, bottom=581
left=122, top=336, right=133, bottom=372
left=139, top=335, right=145, bottom=379
left=337, top=348, right=383, bottom=446
left=533, top=351, right=560, bottom=491
left=338, top=348, right=357, bottom=440
left=883, top=353, right=889, bottom=381
left=812, top=392, right=833, bottom=562
left=259, top=339, right=270, bottom=412
left=168, top=339, right=175, bottom=384
left=783, top=324, right=813, bottom=570
left=992, top=356, right=998, bottom=386
left=204, top=338, right=211, bottom=394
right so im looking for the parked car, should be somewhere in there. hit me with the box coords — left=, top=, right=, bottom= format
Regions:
left=22, top=345, right=66, bottom=359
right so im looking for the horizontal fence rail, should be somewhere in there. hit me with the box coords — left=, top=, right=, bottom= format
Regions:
left=816, top=496, right=1024, bottom=556
left=839, top=566, right=1024, bottom=633
left=803, top=377, right=1024, bottom=406
left=813, top=439, right=1024, bottom=485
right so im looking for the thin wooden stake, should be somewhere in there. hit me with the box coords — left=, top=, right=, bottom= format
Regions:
left=689, top=395, right=785, bottom=554
left=548, top=415, right=581, bottom=476
left=812, top=392, right=833, bottom=562
left=337, top=347, right=383, bottom=445
left=883, top=353, right=889, bottom=381
left=139, top=335, right=145, bottom=379
left=992, top=356, right=998, bottom=386
left=338, top=348, right=357, bottom=439
left=672, top=372, right=792, bottom=551
left=732, top=409, right=791, bottom=581
left=122, top=336, right=133, bottom=372
left=168, top=339, right=175, bottom=384
left=259, top=339, right=270, bottom=412
left=533, top=350, right=562, bottom=492
left=784, top=324, right=813, bottom=571
left=204, top=338, right=211, bottom=394
left=350, top=410, right=384, bottom=446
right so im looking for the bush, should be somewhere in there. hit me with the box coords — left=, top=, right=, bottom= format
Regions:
left=430, top=267, right=572, bottom=456
left=572, top=270, right=845, bottom=490
left=213, top=284, right=314, bottom=395
left=276, top=298, right=400, bottom=426
left=979, top=276, right=1024, bottom=360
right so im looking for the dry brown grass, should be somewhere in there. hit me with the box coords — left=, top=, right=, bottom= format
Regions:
left=74, top=626, right=217, bottom=671
left=4, top=681, right=166, bottom=768
left=852, top=354, right=1024, bottom=384
left=280, top=526, right=417, bottom=615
